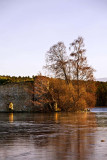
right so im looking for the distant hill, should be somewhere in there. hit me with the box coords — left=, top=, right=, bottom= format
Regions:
left=96, top=78, right=107, bottom=82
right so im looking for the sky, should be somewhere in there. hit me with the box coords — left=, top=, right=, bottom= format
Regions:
left=0, top=0, right=107, bottom=79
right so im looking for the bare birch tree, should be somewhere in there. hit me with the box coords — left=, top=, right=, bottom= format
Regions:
left=45, top=42, right=69, bottom=84
left=69, top=37, right=95, bottom=81
left=69, top=37, right=95, bottom=98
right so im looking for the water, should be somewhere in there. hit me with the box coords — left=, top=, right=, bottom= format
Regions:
left=0, top=108, right=107, bottom=160
left=91, top=107, right=107, bottom=112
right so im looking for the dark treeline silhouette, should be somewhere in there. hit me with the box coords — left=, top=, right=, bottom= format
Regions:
left=96, top=81, right=107, bottom=106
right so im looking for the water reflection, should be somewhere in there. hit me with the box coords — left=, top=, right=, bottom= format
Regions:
left=9, top=113, right=14, bottom=123
left=0, top=112, right=107, bottom=160
left=54, top=112, right=58, bottom=122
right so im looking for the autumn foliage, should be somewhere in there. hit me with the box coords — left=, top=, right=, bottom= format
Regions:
left=49, top=78, right=96, bottom=111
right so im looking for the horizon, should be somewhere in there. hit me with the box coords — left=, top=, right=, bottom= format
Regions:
left=0, top=75, right=107, bottom=82
left=0, top=0, right=107, bottom=78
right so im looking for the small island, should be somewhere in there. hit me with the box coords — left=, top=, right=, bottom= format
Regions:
left=0, top=37, right=106, bottom=113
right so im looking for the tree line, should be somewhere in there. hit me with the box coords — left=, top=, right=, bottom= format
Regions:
left=96, top=81, right=107, bottom=106
left=0, top=75, right=33, bottom=84
left=0, top=75, right=106, bottom=110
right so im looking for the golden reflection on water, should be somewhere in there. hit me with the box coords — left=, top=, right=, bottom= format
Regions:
left=54, top=113, right=58, bottom=122
left=9, top=113, right=14, bottom=123
left=49, top=112, right=97, bottom=160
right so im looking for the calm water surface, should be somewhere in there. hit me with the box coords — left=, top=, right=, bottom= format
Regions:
left=0, top=108, right=107, bottom=160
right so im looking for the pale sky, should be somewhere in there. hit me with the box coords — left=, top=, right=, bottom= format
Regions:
left=0, top=0, right=107, bottom=78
